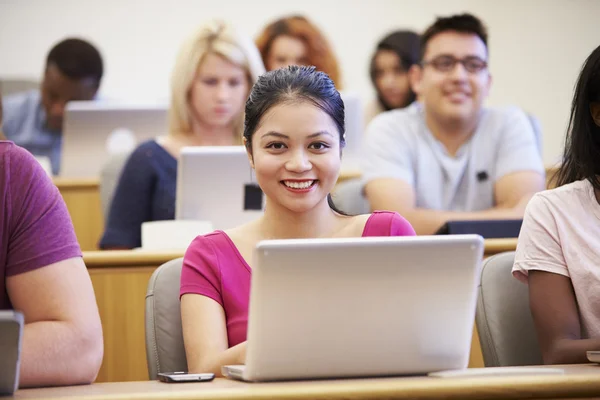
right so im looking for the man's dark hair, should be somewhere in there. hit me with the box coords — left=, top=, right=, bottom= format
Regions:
left=420, top=13, right=488, bottom=61
left=46, top=38, right=103, bottom=84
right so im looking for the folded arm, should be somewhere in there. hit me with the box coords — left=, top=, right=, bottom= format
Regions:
left=529, top=270, right=600, bottom=364
left=181, top=294, right=246, bottom=376
left=365, top=171, right=544, bottom=235
left=6, top=257, right=104, bottom=387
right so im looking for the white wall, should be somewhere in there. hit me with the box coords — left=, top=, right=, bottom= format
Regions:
left=1, top=0, right=598, bottom=164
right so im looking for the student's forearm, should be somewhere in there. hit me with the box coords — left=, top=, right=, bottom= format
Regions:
left=403, top=207, right=518, bottom=235
left=20, top=321, right=103, bottom=388
left=545, top=338, right=600, bottom=365
left=190, top=342, right=246, bottom=377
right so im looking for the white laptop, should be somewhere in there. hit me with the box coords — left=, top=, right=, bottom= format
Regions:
left=222, top=234, right=484, bottom=382
left=175, top=146, right=264, bottom=230
left=60, top=101, right=168, bottom=177
left=339, top=91, right=364, bottom=172
left=0, top=311, right=23, bottom=395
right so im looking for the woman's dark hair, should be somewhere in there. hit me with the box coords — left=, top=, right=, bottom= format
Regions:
left=554, top=44, right=600, bottom=189
left=370, top=30, right=420, bottom=110
left=243, top=65, right=349, bottom=215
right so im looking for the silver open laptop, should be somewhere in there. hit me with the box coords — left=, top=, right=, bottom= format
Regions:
left=60, top=101, right=167, bottom=177
left=222, top=234, right=484, bottom=381
left=0, top=311, right=23, bottom=394
left=175, top=146, right=264, bottom=230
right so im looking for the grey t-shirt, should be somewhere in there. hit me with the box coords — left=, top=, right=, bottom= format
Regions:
left=362, top=103, right=544, bottom=212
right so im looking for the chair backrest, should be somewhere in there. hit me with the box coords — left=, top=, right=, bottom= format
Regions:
left=331, top=178, right=370, bottom=215
left=475, top=251, right=543, bottom=367
left=99, top=152, right=131, bottom=220
left=145, top=258, right=188, bottom=379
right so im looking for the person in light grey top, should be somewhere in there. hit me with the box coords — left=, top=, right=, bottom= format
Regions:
left=362, top=13, right=545, bottom=235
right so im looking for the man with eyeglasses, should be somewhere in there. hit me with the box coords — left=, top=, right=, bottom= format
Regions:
left=362, top=13, right=545, bottom=235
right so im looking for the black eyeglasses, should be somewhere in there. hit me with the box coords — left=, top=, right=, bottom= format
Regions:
left=421, top=55, right=488, bottom=74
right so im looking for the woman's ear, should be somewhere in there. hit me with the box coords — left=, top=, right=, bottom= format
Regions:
left=591, top=102, right=600, bottom=127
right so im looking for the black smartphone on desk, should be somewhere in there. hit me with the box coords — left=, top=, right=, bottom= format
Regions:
left=158, top=372, right=215, bottom=383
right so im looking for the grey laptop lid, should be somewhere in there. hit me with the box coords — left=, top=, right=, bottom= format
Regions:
left=61, top=102, right=168, bottom=177
left=0, top=311, right=24, bottom=394
left=175, top=146, right=264, bottom=230
left=234, top=235, right=484, bottom=382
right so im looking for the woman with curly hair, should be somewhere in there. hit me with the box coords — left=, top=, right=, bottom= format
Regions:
left=255, top=15, right=342, bottom=88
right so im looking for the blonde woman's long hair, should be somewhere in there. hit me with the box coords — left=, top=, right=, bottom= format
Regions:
left=169, top=20, right=265, bottom=143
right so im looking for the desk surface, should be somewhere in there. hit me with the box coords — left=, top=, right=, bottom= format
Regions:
left=82, top=238, right=518, bottom=268
left=13, top=364, right=600, bottom=400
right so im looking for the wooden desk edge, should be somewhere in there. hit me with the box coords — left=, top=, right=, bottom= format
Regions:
left=483, top=238, right=518, bottom=256
left=53, top=177, right=100, bottom=189
left=83, top=239, right=516, bottom=268
left=15, top=366, right=600, bottom=400
left=83, top=251, right=184, bottom=268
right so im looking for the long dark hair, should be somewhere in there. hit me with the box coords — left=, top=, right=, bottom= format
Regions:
left=555, top=44, right=600, bottom=189
left=243, top=65, right=348, bottom=215
left=370, top=30, right=420, bottom=110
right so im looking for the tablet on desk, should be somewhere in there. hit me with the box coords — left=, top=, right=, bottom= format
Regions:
left=435, top=219, right=523, bottom=239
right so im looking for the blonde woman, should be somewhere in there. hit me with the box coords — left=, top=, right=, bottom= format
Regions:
left=100, top=21, right=265, bottom=249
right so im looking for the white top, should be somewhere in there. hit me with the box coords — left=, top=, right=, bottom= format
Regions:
left=513, top=179, right=600, bottom=339
left=361, top=102, right=544, bottom=211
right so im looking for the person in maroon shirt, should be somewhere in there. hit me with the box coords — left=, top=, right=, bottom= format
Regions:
left=0, top=95, right=103, bottom=388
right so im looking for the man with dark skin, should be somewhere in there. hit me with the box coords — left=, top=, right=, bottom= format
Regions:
left=2, top=38, right=103, bottom=175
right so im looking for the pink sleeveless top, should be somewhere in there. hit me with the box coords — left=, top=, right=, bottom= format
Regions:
left=180, top=211, right=415, bottom=347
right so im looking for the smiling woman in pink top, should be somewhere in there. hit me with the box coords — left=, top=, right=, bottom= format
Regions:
left=179, top=65, right=416, bottom=375
left=513, top=44, right=600, bottom=365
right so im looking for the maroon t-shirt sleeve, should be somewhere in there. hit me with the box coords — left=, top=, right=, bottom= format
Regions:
left=5, top=144, right=81, bottom=276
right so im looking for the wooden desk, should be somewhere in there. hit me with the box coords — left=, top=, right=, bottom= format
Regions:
left=54, top=177, right=103, bottom=251
left=13, top=364, right=600, bottom=400
left=86, top=251, right=184, bottom=383
left=85, top=240, right=516, bottom=383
